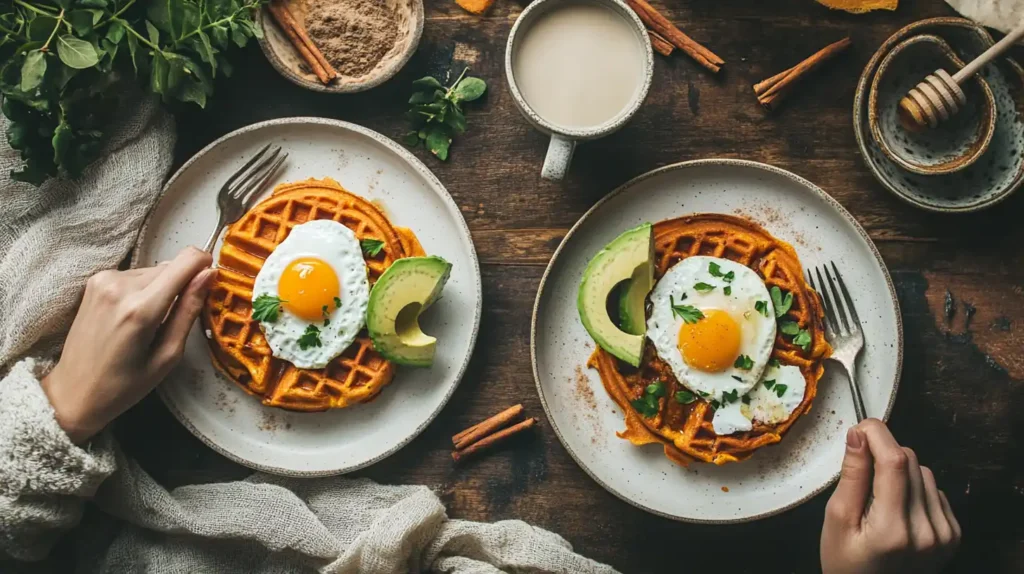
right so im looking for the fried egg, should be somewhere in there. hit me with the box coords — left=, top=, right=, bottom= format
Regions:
left=711, top=364, right=807, bottom=435
left=252, top=220, right=370, bottom=369
left=647, top=256, right=776, bottom=402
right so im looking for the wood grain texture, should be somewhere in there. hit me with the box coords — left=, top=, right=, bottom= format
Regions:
left=109, top=0, right=1024, bottom=572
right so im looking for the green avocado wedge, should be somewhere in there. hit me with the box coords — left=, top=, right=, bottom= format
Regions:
left=577, top=223, right=654, bottom=367
left=366, top=256, right=452, bottom=367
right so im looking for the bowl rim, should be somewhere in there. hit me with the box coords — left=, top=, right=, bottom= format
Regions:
left=867, top=33, right=997, bottom=176
left=853, top=16, right=1024, bottom=213
left=256, top=0, right=425, bottom=94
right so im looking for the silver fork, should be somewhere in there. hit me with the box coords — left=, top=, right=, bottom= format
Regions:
left=201, top=144, right=287, bottom=252
left=806, top=262, right=867, bottom=422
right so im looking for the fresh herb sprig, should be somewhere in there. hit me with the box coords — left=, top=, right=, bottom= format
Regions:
left=298, top=324, right=322, bottom=350
left=402, top=67, right=486, bottom=161
left=670, top=294, right=704, bottom=324
left=631, top=380, right=665, bottom=418
left=1, top=0, right=266, bottom=185
left=252, top=294, right=286, bottom=322
left=360, top=238, right=385, bottom=257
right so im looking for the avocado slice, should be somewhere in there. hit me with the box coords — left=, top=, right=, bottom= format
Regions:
left=577, top=223, right=654, bottom=367
left=366, top=256, right=452, bottom=367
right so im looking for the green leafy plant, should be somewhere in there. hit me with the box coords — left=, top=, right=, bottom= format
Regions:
left=0, top=0, right=265, bottom=184
left=402, top=67, right=486, bottom=161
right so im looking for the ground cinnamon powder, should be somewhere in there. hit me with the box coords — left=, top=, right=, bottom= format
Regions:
left=305, top=0, right=398, bottom=78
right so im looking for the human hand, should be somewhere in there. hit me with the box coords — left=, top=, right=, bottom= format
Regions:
left=820, top=418, right=961, bottom=574
left=41, top=247, right=215, bottom=444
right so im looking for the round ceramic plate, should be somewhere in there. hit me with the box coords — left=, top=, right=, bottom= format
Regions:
left=134, top=118, right=481, bottom=476
left=532, top=159, right=902, bottom=523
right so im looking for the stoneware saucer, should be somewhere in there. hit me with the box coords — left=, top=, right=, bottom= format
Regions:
left=869, top=34, right=996, bottom=176
left=854, top=18, right=1024, bottom=213
left=257, top=0, right=423, bottom=93
left=532, top=159, right=902, bottom=523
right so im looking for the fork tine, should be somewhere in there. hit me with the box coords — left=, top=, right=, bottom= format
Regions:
left=814, top=267, right=840, bottom=334
left=831, top=262, right=861, bottom=328
left=223, top=143, right=273, bottom=191
left=240, top=153, right=287, bottom=208
left=823, top=264, right=851, bottom=335
left=230, top=147, right=281, bottom=199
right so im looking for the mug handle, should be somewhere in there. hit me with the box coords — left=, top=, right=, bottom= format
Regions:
left=541, top=135, right=576, bottom=182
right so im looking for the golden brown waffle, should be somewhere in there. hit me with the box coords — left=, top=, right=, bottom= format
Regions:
left=203, top=177, right=418, bottom=412
left=590, top=214, right=832, bottom=465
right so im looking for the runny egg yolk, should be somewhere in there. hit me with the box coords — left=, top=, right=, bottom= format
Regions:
left=277, top=257, right=340, bottom=321
left=678, top=309, right=742, bottom=373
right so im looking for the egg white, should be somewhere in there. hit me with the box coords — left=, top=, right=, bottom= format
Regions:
left=646, top=256, right=776, bottom=402
left=252, top=220, right=370, bottom=369
left=711, top=364, right=807, bottom=435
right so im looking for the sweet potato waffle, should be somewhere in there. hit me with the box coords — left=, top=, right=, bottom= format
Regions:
left=202, top=177, right=424, bottom=412
left=590, top=214, right=831, bottom=465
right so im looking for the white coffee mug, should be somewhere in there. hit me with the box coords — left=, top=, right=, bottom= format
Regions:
left=504, top=0, right=654, bottom=181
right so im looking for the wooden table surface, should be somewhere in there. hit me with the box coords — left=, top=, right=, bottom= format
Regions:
left=112, top=0, right=1024, bottom=572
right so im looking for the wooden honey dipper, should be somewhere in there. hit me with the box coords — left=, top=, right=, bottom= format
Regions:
left=899, top=22, right=1024, bottom=131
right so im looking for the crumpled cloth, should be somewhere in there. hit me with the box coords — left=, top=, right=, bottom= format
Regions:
left=0, top=90, right=616, bottom=573
left=946, top=0, right=1024, bottom=33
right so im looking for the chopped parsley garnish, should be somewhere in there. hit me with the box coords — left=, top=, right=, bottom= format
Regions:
left=298, top=325, right=323, bottom=350
left=631, top=380, right=665, bottom=418
left=322, top=305, right=331, bottom=327
left=693, top=282, right=715, bottom=293
left=670, top=295, right=704, bottom=324
left=252, top=294, right=287, bottom=323
left=334, top=296, right=342, bottom=308
left=774, top=384, right=788, bottom=397
left=708, top=262, right=734, bottom=282
left=698, top=390, right=710, bottom=397
left=768, top=358, right=781, bottom=368
left=792, top=329, right=813, bottom=351
left=724, top=286, right=732, bottom=296
left=360, top=238, right=386, bottom=257
left=763, top=379, right=776, bottom=390
left=741, top=394, right=751, bottom=405
left=710, top=399, right=722, bottom=410
left=754, top=300, right=770, bottom=317
left=779, top=321, right=801, bottom=335
left=731, top=375, right=743, bottom=381
left=770, top=286, right=793, bottom=318
left=674, top=390, right=696, bottom=404
left=722, top=389, right=739, bottom=404
left=734, top=354, right=754, bottom=370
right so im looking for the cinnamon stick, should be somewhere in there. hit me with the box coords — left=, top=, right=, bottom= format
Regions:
left=754, top=37, right=851, bottom=111
left=624, top=0, right=723, bottom=73
left=452, top=404, right=524, bottom=450
left=452, top=418, right=537, bottom=462
left=267, top=1, right=338, bottom=85
left=648, top=30, right=675, bottom=57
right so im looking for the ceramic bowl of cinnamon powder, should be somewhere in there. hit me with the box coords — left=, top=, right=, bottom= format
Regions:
left=258, top=0, right=423, bottom=93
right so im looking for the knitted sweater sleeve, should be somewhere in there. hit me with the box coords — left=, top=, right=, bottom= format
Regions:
left=0, top=359, right=116, bottom=561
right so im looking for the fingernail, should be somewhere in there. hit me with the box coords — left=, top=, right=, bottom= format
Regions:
left=846, top=428, right=864, bottom=450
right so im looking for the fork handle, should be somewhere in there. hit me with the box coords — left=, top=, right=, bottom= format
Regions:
left=202, top=221, right=224, bottom=253
left=836, top=360, right=867, bottom=422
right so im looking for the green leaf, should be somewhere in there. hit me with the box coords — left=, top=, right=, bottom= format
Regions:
left=768, top=358, right=781, bottom=368
left=670, top=294, right=704, bottom=324
left=19, top=51, right=46, bottom=92
left=770, top=286, right=793, bottom=318
left=733, top=354, right=754, bottom=370
left=360, top=238, right=385, bottom=256
left=408, top=91, right=436, bottom=104
left=444, top=106, right=467, bottom=134
left=693, top=282, right=714, bottom=293
left=774, top=384, right=788, bottom=398
left=105, top=20, right=125, bottom=44
left=453, top=76, right=486, bottom=101
left=146, top=20, right=160, bottom=45
left=425, top=125, right=451, bottom=160
left=56, top=36, right=100, bottom=69
left=723, top=285, right=732, bottom=296
left=754, top=300, right=770, bottom=317
left=763, top=379, right=776, bottom=390
left=28, top=16, right=58, bottom=42
left=741, top=394, right=751, bottom=405
left=150, top=52, right=169, bottom=95
left=779, top=321, right=800, bottom=336
left=68, top=10, right=97, bottom=35
left=125, top=31, right=140, bottom=74
left=401, top=131, right=420, bottom=147
left=229, top=21, right=247, bottom=47
left=252, top=294, right=286, bottom=322
left=412, top=76, right=443, bottom=91
left=645, top=380, right=665, bottom=398
left=722, top=389, right=739, bottom=404
left=297, top=324, right=323, bottom=350
left=210, top=24, right=229, bottom=48
left=674, top=390, right=696, bottom=404
left=792, top=329, right=812, bottom=351
left=78, top=0, right=109, bottom=7
left=197, top=30, right=216, bottom=73
left=51, top=121, right=71, bottom=165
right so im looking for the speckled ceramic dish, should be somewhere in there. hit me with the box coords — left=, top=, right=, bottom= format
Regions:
left=133, top=118, right=481, bottom=476
left=531, top=159, right=902, bottom=523
left=257, top=0, right=423, bottom=93
left=869, top=34, right=996, bottom=175
left=855, top=18, right=1024, bottom=212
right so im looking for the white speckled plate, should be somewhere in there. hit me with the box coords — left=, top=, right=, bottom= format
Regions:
left=133, top=118, right=481, bottom=476
left=532, top=159, right=902, bottom=523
